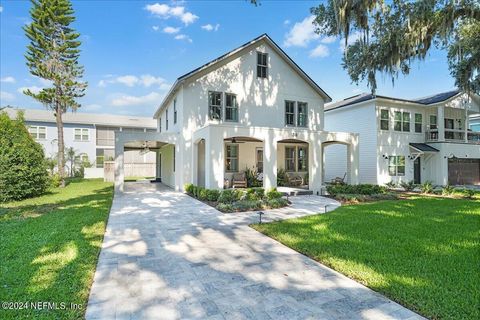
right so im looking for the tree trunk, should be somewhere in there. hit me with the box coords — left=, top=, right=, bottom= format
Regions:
left=56, top=105, right=66, bottom=187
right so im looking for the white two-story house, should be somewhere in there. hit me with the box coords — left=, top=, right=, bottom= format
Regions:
left=324, top=91, right=480, bottom=186
left=114, top=34, right=360, bottom=193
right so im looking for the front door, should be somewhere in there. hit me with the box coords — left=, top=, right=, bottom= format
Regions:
left=413, top=157, right=421, bottom=184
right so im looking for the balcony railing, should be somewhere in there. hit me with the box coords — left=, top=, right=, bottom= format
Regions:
left=425, top=129, right=480, bottom=144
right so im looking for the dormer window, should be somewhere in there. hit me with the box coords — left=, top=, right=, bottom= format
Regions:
left=257, top=52, right=268, bottom=78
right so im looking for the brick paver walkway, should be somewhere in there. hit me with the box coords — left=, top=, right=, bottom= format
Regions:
left=86, top=182, right=423, bottom=320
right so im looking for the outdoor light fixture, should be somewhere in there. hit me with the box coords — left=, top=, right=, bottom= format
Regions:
left=382, top=154, right=389, bottom=159
left=444, top=153, right=456, bottom=159
left=257, top=211, right=264, bottom=224
left=231, top=137, right=237, bottom=143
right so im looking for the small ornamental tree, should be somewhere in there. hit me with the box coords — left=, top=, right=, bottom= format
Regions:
left=0, top=112, right=50, bottom=202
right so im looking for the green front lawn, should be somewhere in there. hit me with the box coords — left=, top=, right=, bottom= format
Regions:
left=0, top=179, right=113, bottom=319
left=252, top=196, right=480, bottom=320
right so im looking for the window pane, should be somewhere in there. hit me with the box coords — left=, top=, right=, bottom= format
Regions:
left=402, top=112, right=410, bottom=132
left=388, top=165, right=396, bottom=176
left=394, top=112, right=402, bottom=131
left=380, top=109, right=389, bottom=120
left=297, top=102, right=307, bottom=127
left=380, top=120, right=389, bottom=130
left=75, top=135, right=81, bottom=140
left=39, top=133, right=46, bottom=139
left=415, top=113, right=422, bottom=123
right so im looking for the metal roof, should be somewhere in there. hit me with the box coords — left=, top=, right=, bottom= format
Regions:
left=3, top=107, right=157, bottom=128
left=409, top=143, right=439, bottom=153
left=325, top=90, right=462, bottom=112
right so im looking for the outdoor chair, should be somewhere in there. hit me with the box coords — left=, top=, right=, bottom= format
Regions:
left=232, top=172, right=247, bottom=188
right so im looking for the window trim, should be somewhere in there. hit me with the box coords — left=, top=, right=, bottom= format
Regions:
left=285, top=146, right=297, bottom=172
left=224, top=92, right=239, bottom=122
left=208, top=91, right=223, bottom=121
left=380, top=109, right=389, bottom=131
left=285, top=100, right=296, bottom=126
left=297, top=102, right=308, bottom=127
left=28, top=125, right=47, bottom=140
left=225, top=143, right=239, bottom=172
left=297, top=146, right=308, bottom=172
left=388, top=155, right=405, bottom=176
left=173, top=99, right=177, bottom=124
left=159, top=117, right=162, bottom=132
left=429, top=115, right=438, bottom=129
left=74, top=128, right=89, bottom=142
left=166, top=108, right=169, bottom=130
left=414, top=113, right=422, bottom=133
left=256, top=51, right=268, bottom=79
left=393, top=111, right=410, bottom=132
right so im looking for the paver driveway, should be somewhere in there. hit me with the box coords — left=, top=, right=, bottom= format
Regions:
left=86, top=182, right=423, bottom=320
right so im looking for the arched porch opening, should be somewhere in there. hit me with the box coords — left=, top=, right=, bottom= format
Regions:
left=277, top=138, right=310, bottom=190
left=322, top=140, right=357, bottom=184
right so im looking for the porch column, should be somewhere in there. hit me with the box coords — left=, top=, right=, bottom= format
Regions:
left=155, top=150, right=161, bottom=181
left=114, top=137, right=125, bottom=192
left=205, top=129, right=224, bottom=189
left=437, top=106, right=445, bottom=141
left=263, top=132, right=277, bottom=190
left=348, top=137, right=360, bottom=185
left=309, top=139, right=322, bottom=195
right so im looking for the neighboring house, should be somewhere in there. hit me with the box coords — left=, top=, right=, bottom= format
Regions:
left=471, top=114, right=480, bottom=132
left=324, top=91, right=480, bottom=186
left=114, top=34, right=359, bottom=193
left=4, top=107, right=158, bottom=178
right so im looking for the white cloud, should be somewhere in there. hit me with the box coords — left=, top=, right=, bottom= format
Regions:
left=201, top=23, right=220, bottom=32
left=18, top=86, right=42, bottom=94
left=284, top=19, right=290, bottom=25
left=98, top=74, right=169, bottom=89
left=111, top=92, right=163, bottom=107
left=163, top=26, right=180, bottom=34
left=174, top=34, right=192, bottom=43
left=1, top=76, right=16, bottom=83
left=116, top=75, right=139, bottom=87
left=320, top=35, right=336, bottom=44
left=145, top=3, right=198, bottom=26
left=309, top=44, right=330, bottom=58
left=0, top=6, right=3, bottom=13
left=152, top=25, right=159, bottom=31
left=0, top=91, right=15, bottom=102
left=284, top=16, right=319, bottom=47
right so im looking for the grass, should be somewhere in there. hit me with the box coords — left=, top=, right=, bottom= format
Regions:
left=252, top=196, right=480, bottom=320
left=0, top=179, right=114, bottom=319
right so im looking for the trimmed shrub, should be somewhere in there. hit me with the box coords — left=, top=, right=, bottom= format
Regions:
left=217, top=203, right=234, bottom=212
left=0, top=112, right=50, bottom=202
left=233, top=200, right=262, bottom=211
left=266, top=188, right=283, bottom=200
left=326, top=184, right=385, bottom=196
left=50, top=173, right=62, bottom=188
left=420, top=181, right=434, bottom=194
left=197, top=187, right=208, bottom=200
left=218, top=189, right=241, bottom=204
left=184, top=183, right=194, bottom=194
left=245, top=187, right=265, bottom=201
left=461, top=188, right=475, bottom=199
left=266, top=198, right=288, bottom=208
left=206, top=189, right=220, bottom=202
left=400, top=180, right=416, bottom=192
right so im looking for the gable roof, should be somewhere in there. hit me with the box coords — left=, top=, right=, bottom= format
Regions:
left=153, top=34, right=331, bottom=118
left=325, top=89, right=462, bottom=112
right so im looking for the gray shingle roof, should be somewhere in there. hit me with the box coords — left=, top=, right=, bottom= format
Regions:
left=409, top=143, right=439, bottom=153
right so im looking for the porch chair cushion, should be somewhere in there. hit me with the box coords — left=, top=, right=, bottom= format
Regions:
left=288, top=175, right=303, bottom=186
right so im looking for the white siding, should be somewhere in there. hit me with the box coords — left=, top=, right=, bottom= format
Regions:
left=324, top=102, right=378, bottom=184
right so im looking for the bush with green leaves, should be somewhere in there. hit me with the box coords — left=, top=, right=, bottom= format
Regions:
left=266, top=188, right=283, bottom=200
left=184, top=183, right=194, bottom=194
left=400, top=180, right=417, bottom=192
left=216, top=203, right=234, bottom=212
left=206, top=189, right=220, bottom=202
left=266, top=198, right=288, bottom=208
left=277, top=168, right=287, bottom=186
left=197, top=187, right=208, bottom=200
left=442, top=184, right=455, bottom=196
left=461, top=188, right=475, bottom=199
left=326, top=184, right=386, bottom=196
left=420, top=181, right=434, bottom=194
left=232, top=200, right=263, bottom=211
left=218, top=189, right=241, bottom=204
left=245, top=167, right=262, bottom=187
left=0, top=112, right=50, bottom=202
left=385, top=181, right=397, bottom=189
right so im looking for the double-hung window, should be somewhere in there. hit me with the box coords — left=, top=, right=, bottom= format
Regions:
left=74, top=128, right=89, bottom=141
left=285, top=147, right=296, bottom=172
left=209, top=91, right=222, bottom=120
left=394, top=111, right=410, bottom=132
left=257, top=52, right=268, bottom=78
left=414, top=113, right=422, bottom=133
left=388, top=156, right=405, bottom=176
left=297, top=102, right=308, bottom=127
left=297, top=146, right=308, bottom=172
left=429, top=115, right=437, bottom=129
left=225, top=144, right=238, bottom=172
left=173, top=99, right=177, bottom=124
left=285, top=101, right=295, bottom=126
left=159, top=117, right=162, bottom=132
left=28, top=126, right=46, bottom=140
left=166, top=108, right=169, bottom=130
left=225, top=93, right=238, bottom=122
left=380, top=109, right=389, bottom=130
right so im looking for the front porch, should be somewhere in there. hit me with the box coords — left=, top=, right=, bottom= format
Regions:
left=192, top=125, right=359, bottom=194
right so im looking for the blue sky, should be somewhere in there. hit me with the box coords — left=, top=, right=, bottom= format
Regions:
left=0, top=0, right=456, bottom=117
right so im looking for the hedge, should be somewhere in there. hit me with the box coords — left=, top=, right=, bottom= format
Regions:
left=326, top=184, right=386, bottom=196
